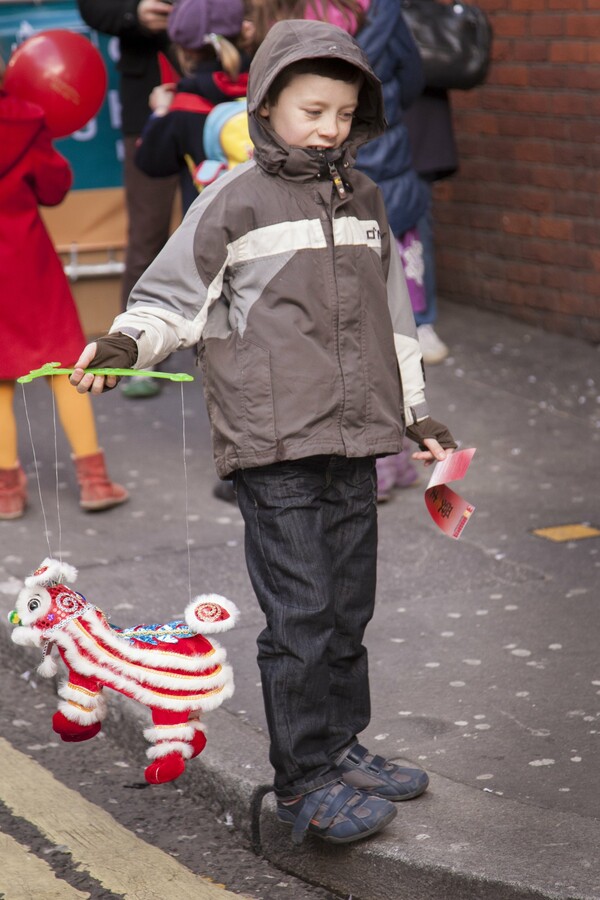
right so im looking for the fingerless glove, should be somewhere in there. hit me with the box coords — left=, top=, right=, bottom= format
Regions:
left=405, top=417, right=457, bottom=451
left=88, top=333, right=139, bottom=369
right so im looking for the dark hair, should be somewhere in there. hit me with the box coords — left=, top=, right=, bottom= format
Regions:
left=266, top=57, right=363, bottom=106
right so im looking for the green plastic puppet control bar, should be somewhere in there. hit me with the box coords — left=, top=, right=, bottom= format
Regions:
left=17, top=362, right=194, bottom=384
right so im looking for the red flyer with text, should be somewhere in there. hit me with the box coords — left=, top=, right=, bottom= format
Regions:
left=424, top=448, right=476, bottom=539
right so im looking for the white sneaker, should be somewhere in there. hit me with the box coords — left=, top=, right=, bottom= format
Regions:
left=417, top=324, right=449, bottom=365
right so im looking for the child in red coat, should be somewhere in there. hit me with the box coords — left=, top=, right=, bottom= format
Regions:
left=0, top=57, right=128, bottom=519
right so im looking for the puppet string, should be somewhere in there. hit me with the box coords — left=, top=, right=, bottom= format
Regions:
left=20, top=383, right=53, bottom=559
left=181, top=382, right=193, bottom=605
left=50, top=381, right=63, bottom=560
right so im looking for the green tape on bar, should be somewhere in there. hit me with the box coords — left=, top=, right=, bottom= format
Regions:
left=17, top=362, right=194, bottom=384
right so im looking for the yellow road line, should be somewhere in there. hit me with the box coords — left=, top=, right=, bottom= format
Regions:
left=0, top=738, right=249, bottom=900
left=532, top=523, right=600, bottom=542
left=0, top=831, right=89, bottom=900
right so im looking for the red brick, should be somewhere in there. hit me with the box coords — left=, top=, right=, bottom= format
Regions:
left=483, top=90, right=552, bottom=115
left=538, top=217, right=574, bottom=240
left=530, top=14, right=566, bottom=36
left=551, top=94, right=591, bottom=116
left=508, top=261, right=544, bottom=284
left=497, top=114, right=535, bottom=137
left=566, top=14, right=600, bottom=37
left=501, top=212, right=537, bottom=235
left=529, top=66, right=568, bottom=88
left=491, top=15, right=528, bottom=37
left=549, top=41, right=590, bottom=63
left=554, top=192, right=600, bottom=218
left=518, top=239, right=592, bottom=268
left=588, top=44, right=600, bottom=64
left=513, top=140, right=555, bottom=163
left=535, top=119, right=571, bottom=140
left=572, top=218, right=600, bottom=245
left=454, top=113, right=499, bottom=135
left=548, top=0, right=586, bottom=8
left=509, top=0, right=546, bottom=10
left=556, top=292, right=599, bottom=318
left=478, top=0, right=510, bottom=10
left=566, top=67, right=600, bottom=90
left=530, top=167, right=575, bottom=190
left=488, top=64, right=530, bottom=86
left=513, top=41, right=550, bottom=62
left=554, top=143, right=599, bottom=167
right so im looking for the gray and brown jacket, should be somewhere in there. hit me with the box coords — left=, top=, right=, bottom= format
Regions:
left=112, top=20, right=430, bottom=478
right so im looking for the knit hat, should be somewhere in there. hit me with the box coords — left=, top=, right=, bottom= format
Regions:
left=168, top=0, right=245, bottom=48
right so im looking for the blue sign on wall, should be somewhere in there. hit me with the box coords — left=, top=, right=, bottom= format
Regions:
left=0, top=1, right=123, bottom=190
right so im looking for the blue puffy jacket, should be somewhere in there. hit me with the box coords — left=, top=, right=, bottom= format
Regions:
left=356, top=0, right=428, bottom=235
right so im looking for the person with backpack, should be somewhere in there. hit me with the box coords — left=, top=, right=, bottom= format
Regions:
left=135, top=0, right=252, bottom=212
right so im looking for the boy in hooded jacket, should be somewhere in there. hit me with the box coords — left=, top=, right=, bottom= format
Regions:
left=71, top=19, right=457, bottom=845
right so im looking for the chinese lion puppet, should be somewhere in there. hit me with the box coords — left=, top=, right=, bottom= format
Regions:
left=9, top=558, right=239, bottom=784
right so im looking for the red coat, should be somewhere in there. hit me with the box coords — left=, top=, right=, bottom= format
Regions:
left=0, top=91, right=85, bottom=380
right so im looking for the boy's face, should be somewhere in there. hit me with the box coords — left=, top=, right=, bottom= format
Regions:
left=259, top=73, right=359, bottom=151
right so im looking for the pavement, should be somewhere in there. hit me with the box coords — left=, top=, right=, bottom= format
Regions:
left=1, top=300, right=599, bottom=900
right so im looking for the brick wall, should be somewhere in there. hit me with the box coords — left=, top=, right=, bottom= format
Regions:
left=432, top=0, right=600, bottom=342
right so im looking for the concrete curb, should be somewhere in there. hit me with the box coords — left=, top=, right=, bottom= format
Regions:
left=2, top=624, right=598, bottom=900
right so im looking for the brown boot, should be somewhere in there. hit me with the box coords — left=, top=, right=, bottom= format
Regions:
left=73, top=450, right=129, bottom=512
left=0, top=464, right=27, bottom=520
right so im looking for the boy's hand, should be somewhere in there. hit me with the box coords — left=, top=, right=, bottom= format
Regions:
left=70, top=343, right=117, bottom=395
left=411, top=439, right=453, bottom=467
left=70, top=333, right=139, bottom=394
left=405, top=416, right=457, bottom=467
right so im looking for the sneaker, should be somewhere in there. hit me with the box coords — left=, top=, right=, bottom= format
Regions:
left=120, top=375, right=162, bottom=399
left=337, top=743, right=429, bottom=801
left=417, top=324, right=449, bottom=365
left=277, top=779, right=397, bottom=845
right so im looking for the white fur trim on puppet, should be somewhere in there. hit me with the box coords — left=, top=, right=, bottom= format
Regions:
left=25, top=558, right=78, bottom=588
left=11, top=626, right=43, bottom=648
left=55, top=628, right=235, bottom=711
left=58, top=680, right=106, bottom=711
left=61, top=620, right=231, bottom=693
left=185, top=594, right=240, bottom=634
left=144, top=722, right=200, bottom=744
left=37, top=654, right=58, bottom=678
left=146, top=741, right=195, bottom=760
left=84, top=608, right=228, bottom=673
left=57, top=697, right=106, bottom=726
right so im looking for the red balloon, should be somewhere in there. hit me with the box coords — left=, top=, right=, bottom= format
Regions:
left=4, top=30, right=107, bottom=138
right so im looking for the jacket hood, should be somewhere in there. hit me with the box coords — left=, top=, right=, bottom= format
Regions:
left=247, top=19, right=385, bottom=177
left=0, top=92, right=46, bottom=176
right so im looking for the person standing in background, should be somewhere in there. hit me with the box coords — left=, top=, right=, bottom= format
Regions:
left=404, top=85, right=458, bottom=364
left=77, top=0, right=180, bottom=398
left=0, top=62, right=129, bottom=518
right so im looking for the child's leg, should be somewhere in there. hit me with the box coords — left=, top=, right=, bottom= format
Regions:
left=321, top=457, right=378, bottom=759
left=0, top=382, right=18, bottom=467
left=235, top=457, right=345, bottom=799
left=48, top=375, right=99, bottom=457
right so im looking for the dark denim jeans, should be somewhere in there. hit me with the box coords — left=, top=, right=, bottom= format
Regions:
left=234, top=455, right=378, bottom=798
